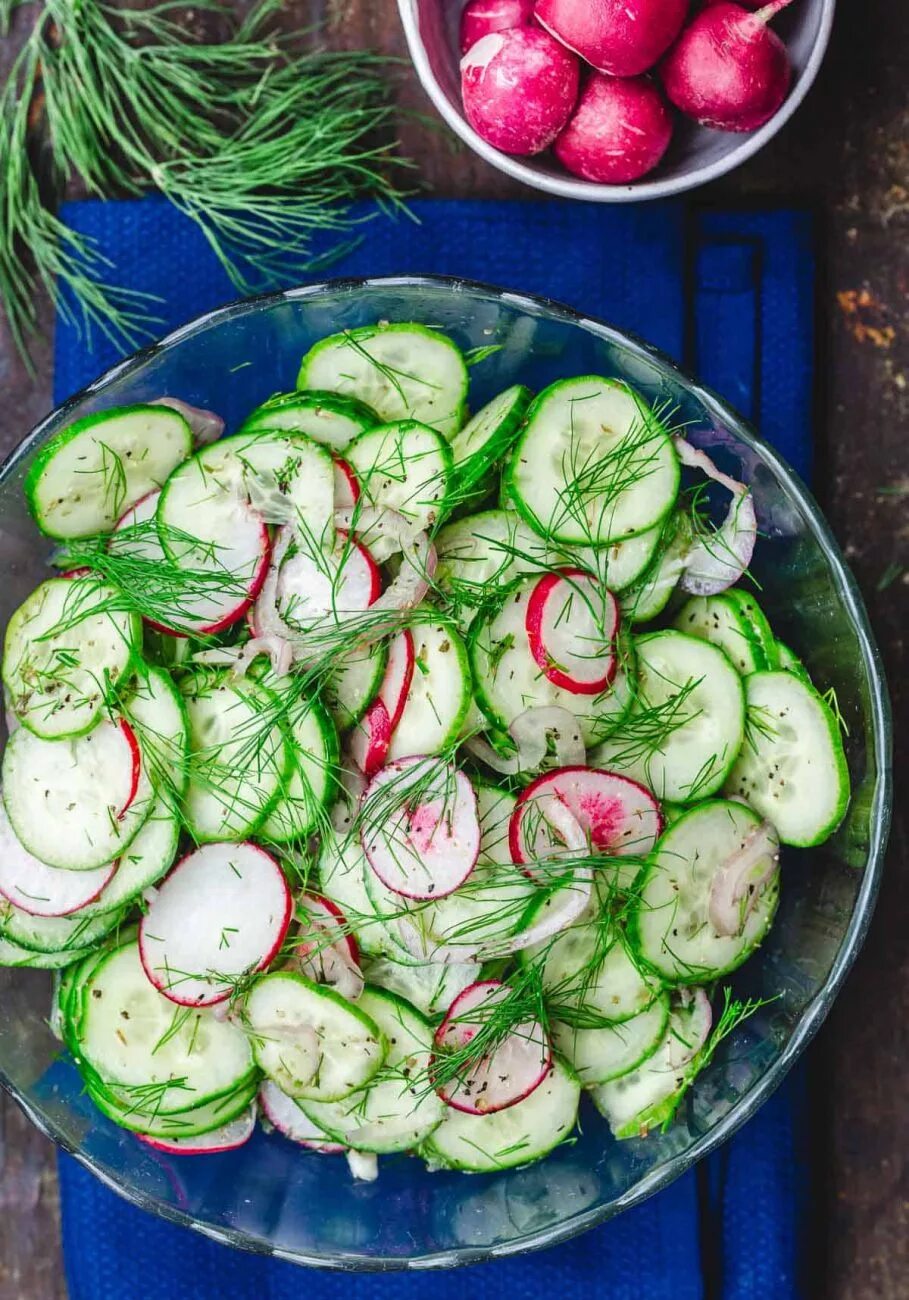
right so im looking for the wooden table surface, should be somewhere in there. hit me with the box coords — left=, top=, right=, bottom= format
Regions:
left=0, top=2, right=906, bottom=1297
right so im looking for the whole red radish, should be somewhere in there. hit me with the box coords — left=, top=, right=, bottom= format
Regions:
left=459, top=0, right=535, bottom=55
left=536, top=0, right=689, bottom=78
left=460, top=28, right=580, bottom=155
left=554, top=74, right=674, bottom=184
left=662, top=0, right=794, bottom=133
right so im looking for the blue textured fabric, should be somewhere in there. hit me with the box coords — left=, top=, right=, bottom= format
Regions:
left=54, top=197, right=815, bottom=1300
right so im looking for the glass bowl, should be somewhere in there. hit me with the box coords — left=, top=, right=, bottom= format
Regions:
left=0, top=277, right=891, bottom=1269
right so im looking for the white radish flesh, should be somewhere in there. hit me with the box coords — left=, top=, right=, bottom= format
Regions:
left=0, top=798, right=115, bottom=915
left=259, top=1081, right=345, bottom=1152
left=276, top=533, right=379, bottom=632
left=525, top=568, right=619, bottom=694
left=348, top=700, right=392, bottom=777
left=361, top=758, right=481, bottom=900
left=138, top=1105, right=256, bottom=1155
left=377, top=629, right=415, bottom=733
left=332, top=457, right=360, bottom=509
left=139, top=842, right=292, bottom=1006
left=510, top=766, right=663, bottom=866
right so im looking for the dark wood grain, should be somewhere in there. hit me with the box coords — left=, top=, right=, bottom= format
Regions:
left=0, top=1, right=906, bottom=1297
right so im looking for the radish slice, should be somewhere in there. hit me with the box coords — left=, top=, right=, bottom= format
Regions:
left=276, top=532, right=380, bottom=631
left=348, top=699, right=392, bottom=777
left=510, top=767, right=663, bottom=867
left=332, top=457, right=360, bottom=509
left=667, top=989, right=713, bottom=1069
left=708, top=819, right=780, bottom=937
left=259, top=1080, right=345, bottom=1153
left=0, top=799, right=116, bottom=916
left=290, top=893, right=364, bottom=1001
left=138, top=1105, right=256, bottom=1155
left=139, top=843, right=292, bottom=1006
left=360, top=758, right=481, bottom=901
left=674, top=437, right=758, bottom=595
left=378, top=630, right=416, bottom=734
left=525, top=569, right=619, bottom=695
left=433, top=981, right=551, bottom=1115
left=149, top=397, right=224, bottom=447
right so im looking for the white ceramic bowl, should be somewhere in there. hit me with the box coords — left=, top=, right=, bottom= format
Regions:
left=397, top=0, right=836, bottom=201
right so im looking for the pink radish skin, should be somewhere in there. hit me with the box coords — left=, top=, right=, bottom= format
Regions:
left=117, top=720, right=143, bottom=821
left=459, top=0, right=536, bottom=54
left=276, top=532, right=380, bottom=631
left=0, top=800, right=116, bottom=916
left=259, top=1081, right=346, bottom=1153
left=139, top=843, right=293, bottom=1007
left=290, top=892, right=364, bottom=1001
left=361, top=758, right=481, bottom=901
left=295, top=893, right=360, bottom=966
left=510, top=766, right=663, bottom=866
left=661, top=0, right=794, bottom=133
left=554, top=73, right=674, bottom=184
left=349, top=699, right=393, bottom=777
left=332, top=456, right=360, bottom=509
left=536, top=0, right=689, bottom=77
left=137, top=1106, right=256, bottom=1155
left=433, top=980, right=551, bottom=1114
left=460, top=28, right=580, bottom=156
left=525, top=568, right=619, bottom=694
left=377, top=630, right=415, bottom=734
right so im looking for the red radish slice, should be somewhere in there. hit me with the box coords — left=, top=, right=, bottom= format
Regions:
left=377, top=630, right=415, bottom=734
left=139, top=843, right=292, bottom=1007
left=259, top=1081, right=345, bottom=1153
left=510, top=767, right=663, bottom=867
left=460, top=0, right=534, bottom=53
left=118, top=718, right=143, bottom=820
left=59, top=567, right=91, bottom=579
left=525, top=568, right=619, bottom=694
left=276, top=532, right=380, bottom=632
left=349, top=699, right=392, bottom=777
left=290, top=893, right=363, bottom=1000
left=0, top=799, right=115, bottom=916
left=332, top=457, right=360, bottom=509
left=708, top=819, right=779, bottom=937
left=433, top=981, right=551, bottom=1115
left=361, top=758, right=481, bottom=901
left=138, top=1105, right=256, bottom=1155
left=295, top=893, right=359, bottom=966
left=149, top=396, right=224, bottom=447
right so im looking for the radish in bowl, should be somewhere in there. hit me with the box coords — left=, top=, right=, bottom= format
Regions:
left=554, top=73, right=675, bottom=184
left=459, top=0, right=536, bottom=54
left=535, top=0, right=690, bottom=77
left=460, top=27, right=580, bottom=156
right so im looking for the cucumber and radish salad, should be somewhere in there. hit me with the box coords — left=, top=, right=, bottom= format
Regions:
left=1, top=322, right=850, bottom=1174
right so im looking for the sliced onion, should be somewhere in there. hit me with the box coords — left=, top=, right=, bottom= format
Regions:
left=289, top=894, right=364, bottom=1001
left=346, top=1150, right=379, bottom=1181
left=675, top=437, right=758, bottom=596
left=708, top=819, right=780, bottom=937
left=667, top=988, right=713, bottom=1069
left=150, top=397, right=224, bottom=446
left=192, top=635, right=293, bottom=679
left=463, top=706, right=586, bottom=776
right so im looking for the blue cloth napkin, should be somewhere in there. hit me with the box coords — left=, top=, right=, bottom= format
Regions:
left=54, top=197, right=815, bottom=1300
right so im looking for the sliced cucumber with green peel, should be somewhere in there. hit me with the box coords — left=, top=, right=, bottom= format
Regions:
left=628, top=800, right=780, bottom=983
left=238, top=389, right=379, bottom=450
left=448, top=385, right=532, bottom=507
left=552, top=524, right=663, bottom=594
left=386, top=616, right=471, bottom=760
left=424, top=1059, right=580, bottom=1172
left=620, top=512, right=692, bottom=623
left=25, top=405, right=193, bottom=539
left=245, top=970, right=386, bottom=1102
left=774, top=640, right=810, bottom=683
left=0, top=935, right=98, bottom=968
left=257, top=682, right=338, bottom=844
left=673, top=593, right=768, bottom=676
left=297, top=323, right=468, bottom=440
left=88, top=1078, right=258, bottom=1139
left=361, top=956, right=479, bottom=1019
left=345, top=420, right=452, bottom=537
left=554, top=992, right=669, bottom=1086
left=298, top=986, right=445, bottom=1152
left=323, top=641, right=387, bottom=731
left=77, top=803, right=180, bottom=917
left=121, top=664, right=189, bottom=801
left=507, top=378, right=680, bottom=545
left=0, top=898, right=127, bottom=954
left=435, top=510, right=545, bottom=626
left=725, top=671, right=850, bottom=847
left=592, top=630, right=745, bottom=802
left=3, top=576, right=140, bottom=739
left=724, top=589, right=777, bottom=665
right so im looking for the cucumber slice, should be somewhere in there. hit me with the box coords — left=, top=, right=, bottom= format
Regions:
left=323, top=641, right=387, bottom=731
left=424, top=1058, right=580, bottom=1172
left=345, top=420, right=452, bottom=537
left=297, top=324, right=468, bottom=440
left=592, top=630, right=745, bottom=802
left=554, top=993, right=669, bottom=1085
left=620, top=512, right=692, bottom=623
left=25, top=405, right=192, bottom=539
left=551, top=524, right=663, bottom=594
left=774, top=640, right=811, bottom=683
left=2, top=720, right=153, bottom=871
left=0, top=935, right=97, bottom=968
left=435, top=510, right=545, bottom=627
left=78, top=939, right=256, bottom=1108
left=673, top=593, right=768, bottom=675
left=89, top=1080, right=258, bottom=1139
left=724, top=589, right=777, bottom=664
left=318, top=831, right=400, bottom=959
left=3, top=576, right=140, bottom=739
left=360, top=956, right=480, bottom=1020
left=469, top=578, right=633, bottom=749
left=298, top=986, right=446, bottom=1152
left=121, top=664, right=189, bottom=801
left=245, top=970, right=386, bottom=1102
left=238, top=390, right=379, bottom=450
left=0, top=896, right=126, bottom=954
left=77, top=804, right=180, bottom=917
left=725, top=671, right=850, bottom=847
left=448, top=385, right=532, bottom=506
left=628, top=800, right=780, bottom=983
left=386, top=616, right=471, bottom=760
left=258, top=683, right=338, bottom=844
left=507, top=378, right=680, bottom=545
left=180, top=670, right=292, bottom=841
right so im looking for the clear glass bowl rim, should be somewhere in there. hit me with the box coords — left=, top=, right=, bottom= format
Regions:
left=0, top=274, right=893, bottom=1270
